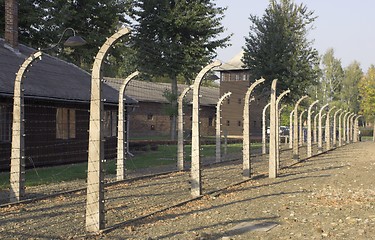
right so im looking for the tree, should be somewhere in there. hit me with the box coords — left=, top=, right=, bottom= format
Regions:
left=341, top=61, right=362, bottom=112
left=130, top=0, right=230, bottom=139
left=1, top=0, right=130, bottom=71
left=320, top=48, right=344, bottom=103
left=242, top=0, right=319, bottom=101
left=359, top=65, right=375, bottom=140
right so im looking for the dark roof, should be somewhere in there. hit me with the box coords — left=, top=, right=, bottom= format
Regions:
left=104, top=78, right=220, bottom=107
left=0, top=38, right=136, bottom=105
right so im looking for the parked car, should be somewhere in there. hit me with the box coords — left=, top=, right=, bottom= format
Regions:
left=280, top=126, right=289, bottom=136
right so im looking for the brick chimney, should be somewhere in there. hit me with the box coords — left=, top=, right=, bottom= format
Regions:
left=4, top=0, right=18, bottom=49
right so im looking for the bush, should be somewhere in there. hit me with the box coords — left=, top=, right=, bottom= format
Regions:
left=359, top=128, right=373, bottom=136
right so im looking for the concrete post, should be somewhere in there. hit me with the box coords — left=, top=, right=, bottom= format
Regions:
left=299, top=109, right=307, bottom=146
left=216, top=92, right=232, bottom=163
left=177, top=85, right=193, bottom=171
left=275, top=90, right=290, bottom=171
left=346, top=113, right=351, bottom=143
left=10, top=51, right=42, bottom=203
left=313, top=113, right=319, bottom=144
left=346, top=113, right=354, bottom=144
left=86, top=27, right=131, bottom=233
left=349, top=114, right=356, bottom=143
left=343, top=112, right=350, bottom=145
left=293, top=96, right=308, bottom=160
left=318, top=103, right=329, bottom=153
left=307, top=100, right=319, bottom=157
left=350, top=113, right=355, bottom=142
left=191, top=60, right=221, bottom=197
left=116, top=71, right=139, bottom=181
left=243, top=78, right=265, bottom=178
left=332, top=109, right=342, bottom=147
left=262, top=103, right=271, bottom=154
left=338, top=111, right=346, bottom=147
left=321, top=113, right=326, bottom=145
left=325, top=106, right=336, bottom=151
left=353, top=115, right=362, bottom=142
left=268, top=79, right=278, bottom=178
left=289, top=110, right=294, bottom=149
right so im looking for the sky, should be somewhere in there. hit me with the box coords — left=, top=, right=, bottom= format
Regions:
left=215, top=0, right=375, bottom=71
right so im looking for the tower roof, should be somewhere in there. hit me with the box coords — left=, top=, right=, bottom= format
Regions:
left=217, top=50, right=247, bottom=71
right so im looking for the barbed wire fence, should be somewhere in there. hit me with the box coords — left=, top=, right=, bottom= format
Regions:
left=0, top=52, right=357, bottom=237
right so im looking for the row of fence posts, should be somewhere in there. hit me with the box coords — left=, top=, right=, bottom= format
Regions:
left=8, top=27, right=362, bottom=233
left=262, top=98, right=361, bottom=159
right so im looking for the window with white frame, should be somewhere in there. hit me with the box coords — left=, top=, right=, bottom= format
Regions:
left=56, top=108, right=76, bottom=139
left=0, top=104, right=11, bottom=142
left=103, top=110, right=117, bottom=137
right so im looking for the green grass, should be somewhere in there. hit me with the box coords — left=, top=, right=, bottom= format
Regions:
left=129, top=135, right=170, bottom=141
left=361, top=136, right=374, bottom=141
left=0, top=143, right=260, bottom=189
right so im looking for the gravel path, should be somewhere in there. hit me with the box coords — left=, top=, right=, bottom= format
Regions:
left=1, top=142, right=374, bottom=239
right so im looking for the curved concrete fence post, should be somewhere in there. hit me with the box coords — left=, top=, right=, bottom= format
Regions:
left=177, top=85, right=193, bottom=171
left=338, top=110, right=346, bottom=147
left=332, top=109, right=342, bottom=147
left=349, top=114, right=356, bottom=143
left=307, top=100, right=319, bottom=157
left=216, top=92, right=232, bottom=163
left=293, top=96, right=309, bottom=161
left=342, top=112, right=350, bottom=145
left=243, top=78, right=265, bottom=178
left=86, top=27, right=131, bottom=233
left=299, top=109, right=307, bottom=146
left=345, top=113, right=351, bottom=143
left=289, top=110, right=294, bottom=149
left=191, top=60, right=221, bottom=197
left=262, top=103, right=271, bottom=154
left=345, top=112, right=353, bottom=144
left=313, top=112, right=319, bottom=144
left=321, top=113, right=327, bottom=144
left=10, top=51, right=42, bottom=203
left=116, top=71, right=139, bottom=181
left=275, top=89, right=290, bottom=171
left=325, top=106, right=336, bottom=151
left=318, top=103, right=329, bottom=153
left=353, top=115, right=362, bottom=142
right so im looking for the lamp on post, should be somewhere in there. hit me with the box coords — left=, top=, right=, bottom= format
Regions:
left=9, top=28, right=86, bottom=203
left=41, top=27, right=87, bottom=50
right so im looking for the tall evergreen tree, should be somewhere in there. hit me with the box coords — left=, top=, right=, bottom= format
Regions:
left=130, top=0, right=230, bottom=139
left=242, top=0, right=319, bottom=101
left=1, top=0, right=130, bottom=70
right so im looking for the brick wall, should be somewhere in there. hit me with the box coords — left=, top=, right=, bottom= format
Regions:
left=220, top=71, right=267, bottom=139
left=4, top=0, right=18, bottom=48
left=129, top=102, right=215, bottom=138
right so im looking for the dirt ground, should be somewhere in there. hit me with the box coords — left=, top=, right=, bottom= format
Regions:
left=1, top=141, right=375, bottom=239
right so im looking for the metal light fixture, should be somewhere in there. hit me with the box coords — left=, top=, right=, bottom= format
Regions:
left=63, top=29, right=87, bottom=47
left=41, top=27, right=87, bottom=51
left=10, top=27, right=86, bottom=203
